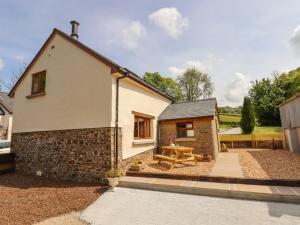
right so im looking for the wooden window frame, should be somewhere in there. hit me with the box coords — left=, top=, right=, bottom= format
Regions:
left=176, top=122, right=195, bottom=138
left=31, top=70, right=46, bottom=95
left=133, top=112, right=154, bottom=140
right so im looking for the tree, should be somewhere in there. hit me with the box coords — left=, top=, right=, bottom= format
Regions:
left=248, top=78, right=285, bottom=126
left=177, top=68, right=213, bottom=101
left=274, top=67, right=300, bottom=99
left=240, top=97, right=255, bottom=133
left=143, top=72, right=183, bottom=100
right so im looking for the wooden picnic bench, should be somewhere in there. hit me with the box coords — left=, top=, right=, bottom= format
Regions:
left=154, top=146, right=201, bottom=169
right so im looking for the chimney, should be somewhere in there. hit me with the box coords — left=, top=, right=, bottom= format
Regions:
left=70, top=20, right=79, bottom=40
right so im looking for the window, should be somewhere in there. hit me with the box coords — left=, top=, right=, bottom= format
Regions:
left=133, top=114, right=152, bottom=139
left=31, top=71, right=46, bottom=95
left=176, top=122, right=194, bottom=138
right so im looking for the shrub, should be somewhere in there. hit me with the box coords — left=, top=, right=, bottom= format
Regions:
left=240, top=97, right=255, bottom=133
left=106, top=168, right=123, bottom=178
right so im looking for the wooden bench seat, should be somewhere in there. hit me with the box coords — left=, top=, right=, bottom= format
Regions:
left=154, top=154, right=176, bottom=162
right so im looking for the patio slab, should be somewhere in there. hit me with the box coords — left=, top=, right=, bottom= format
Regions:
left=119, top=176, right=300, bottom=204
left=81, top=187, right=300, bottom=225
left=210, top=152, right=244, bottom=177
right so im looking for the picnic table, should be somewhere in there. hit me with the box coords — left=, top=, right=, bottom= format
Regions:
left=154, top=146, right=199, bottom=169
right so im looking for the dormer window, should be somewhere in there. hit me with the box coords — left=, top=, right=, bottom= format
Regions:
left=31, top=70, right=46, bottom=95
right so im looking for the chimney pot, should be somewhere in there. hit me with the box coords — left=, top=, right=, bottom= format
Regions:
left=70, top=20, right=80, bottom=40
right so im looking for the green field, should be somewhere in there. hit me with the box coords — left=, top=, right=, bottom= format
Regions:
left=219, top=114, right=241, bottom=128
left=219, top=114, right=282, bottom=134
left=220, top=114, right=241, bottom=123
left=253, top=126, right=283, bottom=134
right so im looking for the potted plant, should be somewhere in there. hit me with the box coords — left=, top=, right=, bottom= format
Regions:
left=129, top=159, right=144, bottom=172
left=106, top=168, right=122, bottom=191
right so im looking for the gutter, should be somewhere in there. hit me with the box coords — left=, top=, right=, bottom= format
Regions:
left=114, top=68, right=128, bottom=167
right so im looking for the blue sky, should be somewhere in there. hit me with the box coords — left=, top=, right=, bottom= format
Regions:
left=1, top=0, right=300, bottom=106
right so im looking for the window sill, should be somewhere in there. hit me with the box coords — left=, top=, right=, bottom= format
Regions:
left=175, top=138, right=196, bottom=142
left=26, top=92, right=46, bottom=99
left=132, top=139, right=154, bottom=145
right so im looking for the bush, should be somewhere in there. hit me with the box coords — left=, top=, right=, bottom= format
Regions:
left=106, top=168, right=123, bottom=178
left=240, top=97, right=255, bottom=133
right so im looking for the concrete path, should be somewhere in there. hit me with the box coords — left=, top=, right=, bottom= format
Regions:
left=210, top=152, right=244, bottom=177
left=220, top=127, right=242, bottom=134
left=81, top=187, right=300, bottom=225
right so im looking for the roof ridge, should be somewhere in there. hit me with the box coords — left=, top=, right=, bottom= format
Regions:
left=172, top=97, right=216, bottom=105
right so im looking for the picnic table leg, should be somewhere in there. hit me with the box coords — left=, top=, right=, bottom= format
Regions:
left=170, top=161, right=176, bottom=169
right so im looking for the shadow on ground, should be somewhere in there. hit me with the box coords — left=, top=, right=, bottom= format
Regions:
left=268, top=202, right=300, bottom=218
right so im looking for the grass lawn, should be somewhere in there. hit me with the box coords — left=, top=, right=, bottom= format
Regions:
left=219, top=114, right=241, bottom=129
left=0, top=173, right=106, bottom=225
left=253, top=126, right=283, bottom=134
left=219, top=114, right=241, bottom=123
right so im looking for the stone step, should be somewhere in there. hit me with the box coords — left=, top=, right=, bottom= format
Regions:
left=118, top=176, right=300, bottom=204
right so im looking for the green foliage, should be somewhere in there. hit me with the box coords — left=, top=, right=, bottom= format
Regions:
left=177, top=68, right=213, bottom=101
left=218, top=106, right=242, bottom=114
left=240, top=97, right=255, bottom=133
left=143, top=72, right=183, bottom=100
left=274, top=67, right=300, bottom=99
left=248, top=78, right=285, bottom=126
left=106, top=168, right=123, bottom=178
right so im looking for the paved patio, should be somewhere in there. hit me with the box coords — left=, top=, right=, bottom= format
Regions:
left=210, top=152, right=243, bottom=177
left=81, top=187, right=300, bottom=225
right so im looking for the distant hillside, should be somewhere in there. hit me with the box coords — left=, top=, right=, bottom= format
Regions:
left=218, top=106, right=242, bottom=115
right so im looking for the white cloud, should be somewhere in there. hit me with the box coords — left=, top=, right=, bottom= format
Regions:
left=149, top=7, right=189, bottom=39
left=224, top=72, right=250, bottom=105
left=15, top=55, right=25, bottom=61
left=120, top=21, right=146, bottom=50
left=0, top=58, right=4, bottom=70
left=167, top=55, right=223, bottom=76
left=289, top=25, right=300, bottom=56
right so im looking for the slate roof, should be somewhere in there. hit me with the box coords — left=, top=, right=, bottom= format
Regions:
left=158, top=98, right=217, bottom=121
left=0, top=92, right=13, bottom=114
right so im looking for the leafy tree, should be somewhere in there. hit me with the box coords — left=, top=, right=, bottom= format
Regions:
left=248, top=78, right=285, bottom=126
left=274, top=67, right=300, bottom=99
left=143, top=72, right=183, bottom=100
left=240, top=97, right=255, bottom=133
left=177, top=68, right=213, bottom=101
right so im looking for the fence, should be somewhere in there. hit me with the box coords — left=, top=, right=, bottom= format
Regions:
left=220, top=133, right=285, bottom=149
left=0, top=153, right=15, bottom=174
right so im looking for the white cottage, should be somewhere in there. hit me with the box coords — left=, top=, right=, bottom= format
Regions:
left=9, top=21, right=219, bottom=182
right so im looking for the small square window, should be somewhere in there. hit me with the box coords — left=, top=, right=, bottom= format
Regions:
left=31, top=71, right=46, bottom=95
left=176, top=122, right=194, bottom=138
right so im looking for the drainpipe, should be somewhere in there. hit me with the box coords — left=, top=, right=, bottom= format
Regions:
left=114, top=68, right=128, bottom=167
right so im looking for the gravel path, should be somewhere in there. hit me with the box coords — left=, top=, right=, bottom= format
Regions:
left=230, top=149, right=300, bottom=179
left=0, top=173, right=105, bottom=225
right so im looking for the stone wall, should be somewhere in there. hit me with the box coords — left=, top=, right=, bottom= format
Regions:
left=121, top=149, right=154, bottom=170
left=159, top=117, right=219, bottom=159
left=11, top=127, right=121, bottom=183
